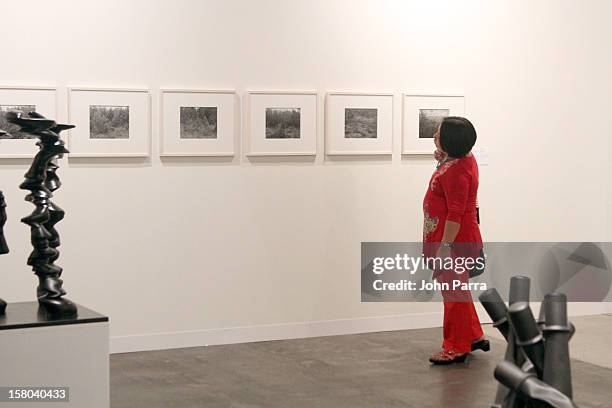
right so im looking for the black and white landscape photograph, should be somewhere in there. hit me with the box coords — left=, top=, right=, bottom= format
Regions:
left=265, top=108, right=301, bottom=139
left=0, top=105, right=36, bottom=139
left=419, top=108, right=449, bottom=139
left=180, top=106, right=217, bottom=139
left=344, top=108, right=378, bottom=138
left=89, top=105, right=130, bottom=139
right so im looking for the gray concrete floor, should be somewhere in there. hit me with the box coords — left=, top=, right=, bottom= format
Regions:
left=111, top=315, right=612, bottom=408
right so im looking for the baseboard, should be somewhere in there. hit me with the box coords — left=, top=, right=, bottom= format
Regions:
left=110, top=312, right=443, bottom=354
left=110, top=302, right=609, bottom=354
left=564, top=302, right=610, bottom=316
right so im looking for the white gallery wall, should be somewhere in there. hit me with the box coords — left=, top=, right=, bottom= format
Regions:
left=0, top=0, right=611, bottom=352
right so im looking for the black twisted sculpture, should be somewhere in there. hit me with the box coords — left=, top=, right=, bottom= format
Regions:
left=6, top=111, right=77, bottom=317
left=0, top=184, right=8, bottom=315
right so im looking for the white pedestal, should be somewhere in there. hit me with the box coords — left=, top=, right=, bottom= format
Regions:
left=0, top=302, right=109, bottom=408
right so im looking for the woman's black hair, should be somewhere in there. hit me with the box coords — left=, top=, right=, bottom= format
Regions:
left=439, top=116, right=477, bottom=158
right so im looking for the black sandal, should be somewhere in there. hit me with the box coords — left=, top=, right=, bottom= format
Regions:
left=471, top=339, right=490, bottom=352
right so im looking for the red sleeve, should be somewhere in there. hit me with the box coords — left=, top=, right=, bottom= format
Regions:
left=440, top=165, right=471, bottom=223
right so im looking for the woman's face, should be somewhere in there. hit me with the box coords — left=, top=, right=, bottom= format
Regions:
left=434, top=124, right=443, bottom=152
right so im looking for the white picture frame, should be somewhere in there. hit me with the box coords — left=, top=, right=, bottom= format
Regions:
left=245, top=91, right=317, bottom=156
left=67, top=87, right=150, bottom=158
left=402, top=93, right=465, bottom=155
left=325, top=92, right=393, bottom=155
left=160, top=89, right=236, bottom=157
left=0, top=86, right=57, bottom=159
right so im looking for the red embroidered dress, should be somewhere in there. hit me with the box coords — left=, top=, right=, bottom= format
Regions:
left=423, top=153, right=484, bottom=353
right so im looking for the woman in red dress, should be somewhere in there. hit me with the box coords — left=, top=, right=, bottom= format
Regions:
left=423, top=117, right=489, bottom=364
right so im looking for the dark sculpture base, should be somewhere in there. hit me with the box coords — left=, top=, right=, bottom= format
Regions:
left=0, top=301, right=106, bottom=331
left=0, top=298, right=6, bottom=315
left=38, top=297, right=78, bottom=318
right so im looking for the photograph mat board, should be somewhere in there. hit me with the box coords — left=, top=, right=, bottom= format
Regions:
left=160, top=90, right=235, bottom=156
left=68, top=88, right=150, bottom=157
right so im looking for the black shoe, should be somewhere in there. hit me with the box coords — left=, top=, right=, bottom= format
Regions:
left=471, top=339, right=490, bottom=352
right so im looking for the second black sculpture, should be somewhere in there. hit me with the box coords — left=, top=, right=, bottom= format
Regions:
left=480, top=277, right=577, bottom=408
left=6, top=111, right=77, bottom=317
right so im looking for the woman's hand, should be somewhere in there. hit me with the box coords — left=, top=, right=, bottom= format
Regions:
left=434, top=149, right=447, bottom=162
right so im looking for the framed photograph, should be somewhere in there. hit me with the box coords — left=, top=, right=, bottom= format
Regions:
left=0, top=86, right=56, bottom=158
left=402, top=94, right=465, bottom=154
left=68, top=87, right=150, bottom=157
left=160, top=89, right=236, bottom=157
left=245, top=91, right=317, bottom=156
left=325, top=92, right=393, bottom=155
